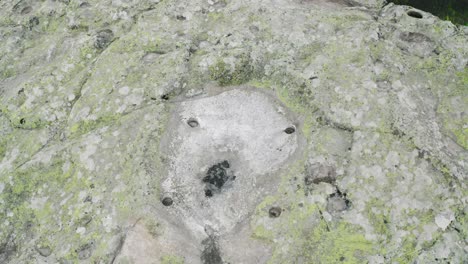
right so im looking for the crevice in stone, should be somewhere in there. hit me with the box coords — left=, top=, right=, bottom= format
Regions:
left=110, top=234, right=127, bottom=264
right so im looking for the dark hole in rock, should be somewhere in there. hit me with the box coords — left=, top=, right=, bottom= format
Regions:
left=203, top=161, right=234, bottom=197
left=94, top=29, right=114, bottom=49
left=390, top=0, right=468, bottom=25
left=21, top=6, right=32, bottom=15
left=284, top=126, right=296, bottom=134
left=187, top=118, right=199, bottom=128
left=340, top=256, right=345, bottom=261
left=176, top=15, right=186, bottom=20
left=201, top=237, right=223, bottom=264
left=269, top=207, right=282, bottom=218
left=407, top=10, right=423, bottom=19
left=161, top=93, right=170, bottom=100
left=162, top=197, right=173, bottom=206
left=19, top=118, right=26, bottom=125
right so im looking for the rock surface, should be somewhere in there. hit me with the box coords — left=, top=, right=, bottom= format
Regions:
left=0, top=0, right=467, bottom=263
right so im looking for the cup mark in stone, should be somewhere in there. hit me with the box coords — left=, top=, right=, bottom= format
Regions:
left=284, top=126, right=296, bottom=134
left=187, top=118, right=199, bottom=128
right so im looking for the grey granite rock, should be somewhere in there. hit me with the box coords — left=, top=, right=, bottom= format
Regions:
left=0, top=0, right=466, bottom=263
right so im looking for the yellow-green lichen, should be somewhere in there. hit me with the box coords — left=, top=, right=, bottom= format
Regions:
left=144, top=218, right=163, bottom=238
left=365, top=198, right=391, bottom=239
left=161, top=255, right=185, bottom=264
left=209, top=55, right=254, bottom=86
left=69, top=114, right=121, bottom=137
left=301, top=222, right=375, bottom=264
left=394, top=235, right=418, bottom=264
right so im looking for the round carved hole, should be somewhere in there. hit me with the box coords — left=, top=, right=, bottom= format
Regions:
left=407, top=10, right=423, bottom=19
left=284, top=126, right=296, bottom=134
left=187, top=118, right=199, bottom=128
left=269, top=207, right=282, bottom=218
left=162, top=197, right=173, bottom=206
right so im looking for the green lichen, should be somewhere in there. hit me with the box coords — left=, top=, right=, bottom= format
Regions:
left=161, top=255, right=185, bottom=264
left=252, top=156, right=376, bottom=263
left=209, top=55, right=254, bottom=86
left=365, top=198, right=391, bottom=239
left=144, top=218, right=163, bottom=238
left=0, top=138, right=7, bottom=160
left=69, top=114, right=121, bottom=137
left=0, top=159, right=72, bottom=245
left=394, top=235, right=418, bottom=264
left=302, top=222, right=375, bottom=264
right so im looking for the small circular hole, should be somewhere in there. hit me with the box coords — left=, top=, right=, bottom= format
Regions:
left=268, top=207, right=282, bottom=218
left=284, top=126, right=295, bottom=134
left=187, top=118, right=199, bottom=128
left=161, top=197, right=173, bottom=206
left=407, top=10, right=423, bottom=19
left=20, top=118, right=26, bottom=125
left=160, top=93, right=170, bottom=100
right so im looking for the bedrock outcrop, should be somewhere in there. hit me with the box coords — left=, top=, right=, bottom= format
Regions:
left=0, top=0, right=466, bottom=263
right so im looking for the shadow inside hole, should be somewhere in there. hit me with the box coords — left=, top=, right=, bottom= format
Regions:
left=407, top=10, right=423, bottom=19
left=162, top=197, right=173, bottom=206
left=268, top=207, right=282, bottom=218
left=187, top=118, right=199, bottom=128
left=161, top=94, right=170, bottom=101
left=284, top=126, right=296, bottom=134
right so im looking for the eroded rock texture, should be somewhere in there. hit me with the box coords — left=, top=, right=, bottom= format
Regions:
left=0, top=0, right=466, bottom=263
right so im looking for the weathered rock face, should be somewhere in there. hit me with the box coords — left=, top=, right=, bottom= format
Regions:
left=0, top=0, right=466, bottom=263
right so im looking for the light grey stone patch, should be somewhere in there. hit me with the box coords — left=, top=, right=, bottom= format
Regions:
left=218, top=221, right=272, bottom=264
left=160, top=86, right=303, bottom=236
left=149, top=86, right=304, bottom=260
left=113, top=218, right=201, bottom=264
